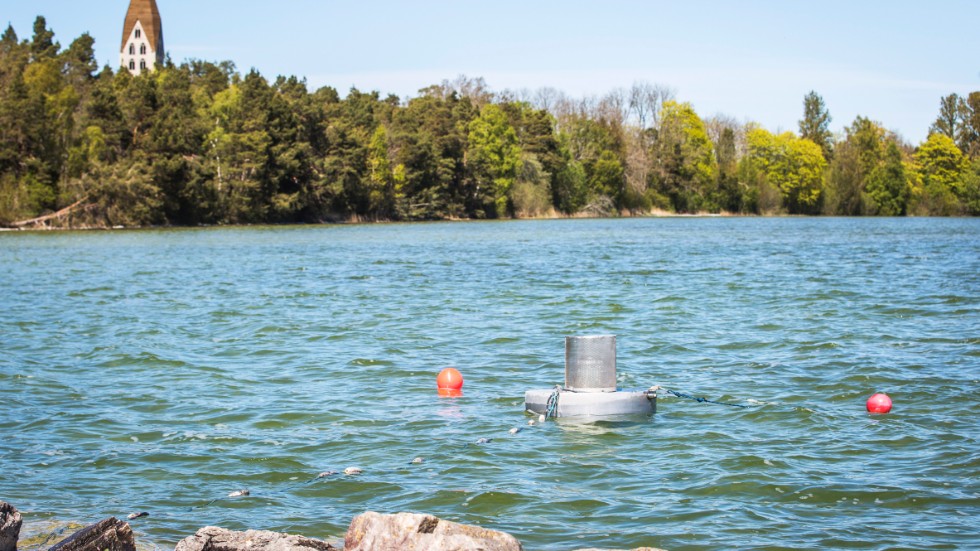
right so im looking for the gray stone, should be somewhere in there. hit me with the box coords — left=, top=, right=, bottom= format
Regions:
left=48, top=517, right=135, bottom=551
left=174, top=526, right=336, bottom=551
left=344, top=511, right=523, bottom=551
left=1, top=502, right=23, bottom=551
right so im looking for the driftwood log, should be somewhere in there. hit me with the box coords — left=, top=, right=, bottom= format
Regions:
left=47, top=517, right=135, bottom=551
left=7, top=197, right=90, bottom=229
left=0, top=502, right=22, bottom=551
left=344, top=511, right=523, bottom=551
left=174, top=526, right=336, bottom=551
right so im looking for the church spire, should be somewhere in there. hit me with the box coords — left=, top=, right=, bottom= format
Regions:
left=120, top=0, right=164, bottom=75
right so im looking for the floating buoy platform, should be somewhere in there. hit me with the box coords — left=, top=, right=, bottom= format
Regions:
left=525, top=335, right=657, bottom=418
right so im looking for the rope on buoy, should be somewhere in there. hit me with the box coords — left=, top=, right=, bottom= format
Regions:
left=545, top=385, right=562, bottom=418
left=662, top=388, right=752, bottom=409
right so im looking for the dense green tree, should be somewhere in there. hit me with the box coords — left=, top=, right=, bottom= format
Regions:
left=912, top=133, right=969, bottom=215
left=714, top=125, right=745, bottom=212
left=744, top=128, right=826, bottom=214
left=960, top=158, right=980, bottom=214
left=561, top=112, right=625, bottom=212
left=62, top=33, right=97, bottom=88
left=826, top=117, right=885, bottom=215
left=510, top=152, right=552, bottom=216
left=551, top=154, right=588, bottom=214
left=864, top=141, right=910, bottom=215
left=387, top=90, right=475, bottom=219
left=929, top=94, right=962, bottom=141
left=799, top=91, right=833, bottom=159
left=365, top=124, right=404, bottom=218
left=466, top=104, right=521, bottom=217
left=960, top=92, right=980, bottom=158
left=29, top=17, right=59, bottom=61
left=651, top=101, right=717, bottom=212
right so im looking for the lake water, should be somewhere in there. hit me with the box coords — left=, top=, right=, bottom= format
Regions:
left=1, top=217, right=978, bottom=550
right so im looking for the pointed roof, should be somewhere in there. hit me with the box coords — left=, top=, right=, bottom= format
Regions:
left=121, top=0, right=164, bottom=53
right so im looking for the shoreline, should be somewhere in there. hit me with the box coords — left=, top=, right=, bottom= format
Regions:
left=5, top=505, right=664, bottom=551
left=0, top=210, right=844, bottom=233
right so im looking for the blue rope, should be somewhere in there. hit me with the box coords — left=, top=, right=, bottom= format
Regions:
left=665, top=389, right=751, bottom=409
left=545, top=385, right=562, bottom=418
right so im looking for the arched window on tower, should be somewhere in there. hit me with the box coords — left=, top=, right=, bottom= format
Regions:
left=135, top=29, right=141, bottom=39
left=129, top=60, right=136, bottom=71
left=140, top=44, right=147, bottom=55
left=129, top=44, right=135, bottom=55
left=140, top=60, right=147, bottom=71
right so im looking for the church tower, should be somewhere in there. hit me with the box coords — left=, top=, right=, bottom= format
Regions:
left=120, top=0, right=164, bottom=75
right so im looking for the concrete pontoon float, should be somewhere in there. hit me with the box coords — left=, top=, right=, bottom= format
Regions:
left=525, top=335, right=657, bottom=418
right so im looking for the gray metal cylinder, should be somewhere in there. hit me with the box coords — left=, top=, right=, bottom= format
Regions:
left=565, top=335, right=617, bottom=392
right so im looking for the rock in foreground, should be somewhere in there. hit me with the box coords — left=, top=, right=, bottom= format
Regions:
left=175, top=526, right=336, bottom=551
left=1, top=502, right=23, bottom=551
left=48, top=517, right=135, bottom=551
left=345, top=511, right=523, bottom=551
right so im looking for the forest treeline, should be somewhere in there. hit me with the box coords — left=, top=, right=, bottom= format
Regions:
left=2, top=18, right=979, bottom=228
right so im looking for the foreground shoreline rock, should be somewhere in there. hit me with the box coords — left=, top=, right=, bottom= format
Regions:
left=345, top=511, right=522, bottom=551
left=2, top=501, right=664, bottom=551
left=1, top=502, right=22, bottom=551
left=175, top=526, right=336, bottom=551
left=48, top=518, right=135, bottom=551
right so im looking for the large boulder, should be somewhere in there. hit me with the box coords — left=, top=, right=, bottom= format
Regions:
left=174, top=526, right=336, bottom=551
left=344, top=511, right=523, bottom=551
left=48, top=517, right=135, bottom=551
left=1, top=502, right=22, bottom=551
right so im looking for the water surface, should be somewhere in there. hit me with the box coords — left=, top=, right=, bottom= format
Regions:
left=1, top=218, right=978, bottom=550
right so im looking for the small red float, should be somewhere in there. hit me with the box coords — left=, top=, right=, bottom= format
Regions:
left=437, top=368, right=464, bottom=392
left=866, top=392, right=893, bottom=414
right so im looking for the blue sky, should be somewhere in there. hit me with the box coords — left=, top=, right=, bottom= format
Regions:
left=4, top=0, right=979, bottom=144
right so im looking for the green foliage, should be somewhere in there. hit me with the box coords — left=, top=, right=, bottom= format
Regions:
left=799, top=91, right=833, bottom=159
left=930, top=94, right=964, bottom=144
left=466, top=104, right=521, bottom=217
left=714, top=126, right=745, bottom=212
left=911, top=133, right=970, bottom=215
left=651, top=101, right=717, bottom=212
left=551, top=156, right=589, bottom=214
left=510, top=153, right=552, bottom=217
left=961, top=92, right=980, bottom=159
left=826, top=117, right=888, bottom=215
left=30, top=17, right=58, bottom=61
left=744, top=128, right=826, bottom=214
left=960, top=159, right=980, bottom=215
left=864, top=141, right=911, bottom=215
left=561, top=114, right=625, bottom=210
left=0, top=19, right=977, bottom=227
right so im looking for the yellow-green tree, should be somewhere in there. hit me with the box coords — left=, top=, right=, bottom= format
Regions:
left=744, top=128, right=826, bottom=214
left=911, top=133, right=969, bottom=215
left=466, top=104, right=521, bottom=217
left=366, top=124, right=406, bottom=219
left=651, top=101, right=717, bottom=212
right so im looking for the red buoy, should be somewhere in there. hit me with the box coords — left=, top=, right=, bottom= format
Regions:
left=866, top=393, right=893, bottom=414
left=437, top=368, right=464, bottom=391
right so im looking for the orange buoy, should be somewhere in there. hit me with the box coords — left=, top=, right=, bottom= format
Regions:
left=866, top=392, right=893, bottom=414
left=437, top=367, right=464, bottom=391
